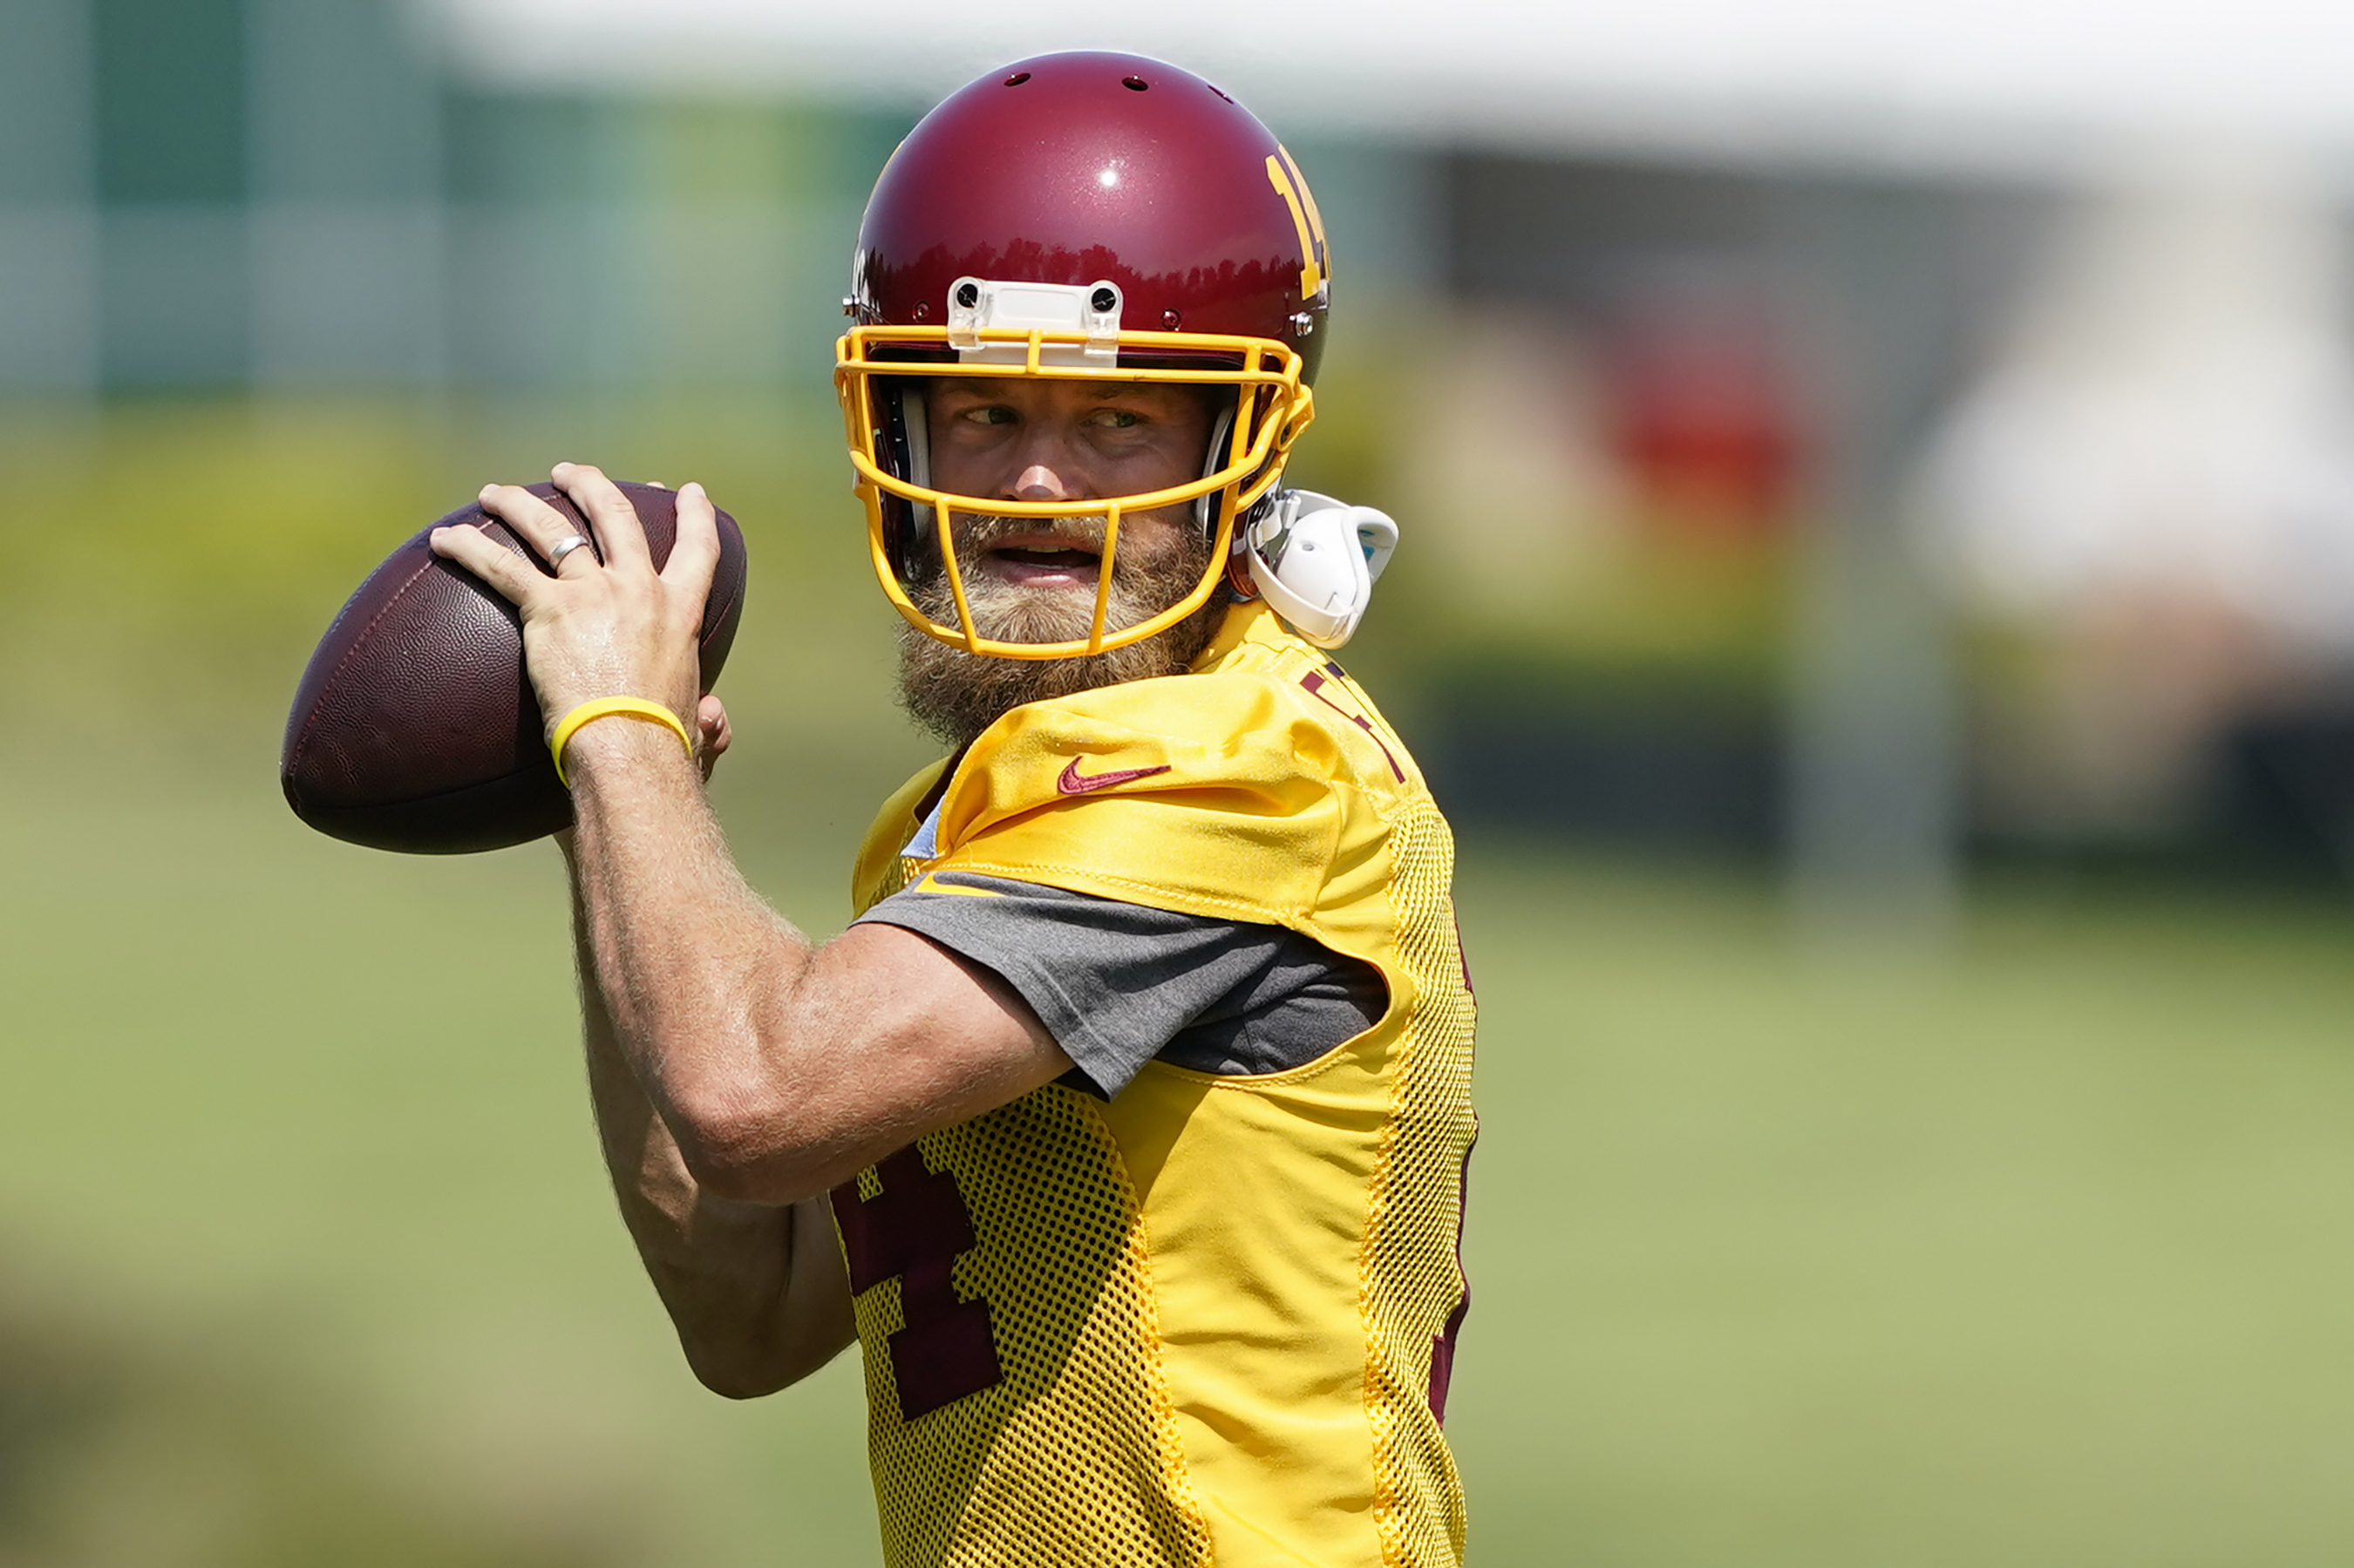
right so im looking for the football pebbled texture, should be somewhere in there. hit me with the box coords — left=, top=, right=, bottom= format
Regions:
left=282, top=481, right=747, bottom=854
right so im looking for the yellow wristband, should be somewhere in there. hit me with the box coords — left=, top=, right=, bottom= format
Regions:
left=549, top=697, right=694, bottom=787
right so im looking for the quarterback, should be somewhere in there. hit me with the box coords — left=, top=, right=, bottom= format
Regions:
left=432, top=51, right=1476, bottom=1568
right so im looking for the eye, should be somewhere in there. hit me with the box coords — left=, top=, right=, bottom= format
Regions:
left=957, top=404, right=1017, bottom=426
left=1088, top=408, right=1142, bottom=430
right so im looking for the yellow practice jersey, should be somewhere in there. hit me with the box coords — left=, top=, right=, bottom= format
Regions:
left=835, top=601, right=1477, bottom=1568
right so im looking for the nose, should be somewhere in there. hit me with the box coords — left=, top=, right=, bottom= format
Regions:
left=1010, top=463, right=1078, bottom=502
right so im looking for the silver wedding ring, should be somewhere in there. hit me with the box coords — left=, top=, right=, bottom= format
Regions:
left=548, top=533, right=593, bottom=567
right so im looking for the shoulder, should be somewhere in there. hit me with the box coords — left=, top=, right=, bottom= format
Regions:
left=965, top=602, right=1410, bottom=809
left=925, top=606, right=1419, bottom=924
left=979, top=666, right=1348, bottom=794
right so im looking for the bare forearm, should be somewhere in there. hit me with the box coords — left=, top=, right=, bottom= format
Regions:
left=566, top=833, right=851, bottom=1395
left=433, top=463, right=1058, bottom=1310
left=557, top=723, right=1040, bottom=1201
left=562, top=722, right=831, bottom=1184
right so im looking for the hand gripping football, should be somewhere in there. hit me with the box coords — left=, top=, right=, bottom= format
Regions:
left=281, top=481, right=748, bottom=854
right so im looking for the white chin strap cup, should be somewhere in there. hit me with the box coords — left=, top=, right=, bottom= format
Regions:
left=1242, top=488, right=1399, bottom=649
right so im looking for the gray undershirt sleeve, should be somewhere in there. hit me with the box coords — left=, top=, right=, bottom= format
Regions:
left=854, top=870, right=1387, bottom=1100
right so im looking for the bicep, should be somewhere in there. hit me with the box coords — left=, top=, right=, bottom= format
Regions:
left=772, top=922, right=1074, bottom=1172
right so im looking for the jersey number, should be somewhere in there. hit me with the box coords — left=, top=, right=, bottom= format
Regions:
left=833, top=1144, right=1004, bottom=1420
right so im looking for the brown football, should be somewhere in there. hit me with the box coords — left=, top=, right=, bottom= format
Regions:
left=281, top=481, right=748, bottom=854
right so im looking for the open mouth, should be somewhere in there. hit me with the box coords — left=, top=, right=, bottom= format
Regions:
left=981, top=536, right=1103, bottom=586
left=998, top=546, right=1096, bottom=568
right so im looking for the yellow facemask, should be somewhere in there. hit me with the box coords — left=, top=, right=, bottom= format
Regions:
left=835, top=322, right=1316, bottom=660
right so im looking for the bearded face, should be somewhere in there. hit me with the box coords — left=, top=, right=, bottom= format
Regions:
left=893, top=377, right=1231, bottom=750
left=895, top=507, right=1225, bottom=750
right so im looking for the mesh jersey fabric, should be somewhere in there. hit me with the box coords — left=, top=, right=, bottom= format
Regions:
left=854, top=868, right=1388, bottom=1097
left=833, top=601, right=1478, bottom=1568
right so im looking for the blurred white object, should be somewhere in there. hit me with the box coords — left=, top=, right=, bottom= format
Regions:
left=1242, top=488, right=1398, bottom=648
left=427, top=0, right=2354, bottom=175
left=1921, top=155, right=2354, bottom=653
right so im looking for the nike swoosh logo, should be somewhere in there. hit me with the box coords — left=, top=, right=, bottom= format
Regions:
left=1057, top=757, right=1173, bottom=796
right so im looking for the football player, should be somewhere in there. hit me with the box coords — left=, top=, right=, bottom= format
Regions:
left=431, top=51, right=1475, bottom=1568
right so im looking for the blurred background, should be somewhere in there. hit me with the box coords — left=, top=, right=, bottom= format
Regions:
left=6, top=0, right=2354, bottom=1562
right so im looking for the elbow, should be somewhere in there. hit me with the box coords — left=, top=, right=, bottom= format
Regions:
left=677, top=1320, right=851, bottom=1402
left=663, top=1083, right=818, bottom=1206
left=677, top=1327, right=805, bottom=1394
left=683, top=1345, right=795, bottom=1401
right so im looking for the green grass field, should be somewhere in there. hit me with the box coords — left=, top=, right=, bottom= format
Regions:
left=4, top=398, right=2353, bottom=1564
left=8, top=769, right=2354, bottom=1565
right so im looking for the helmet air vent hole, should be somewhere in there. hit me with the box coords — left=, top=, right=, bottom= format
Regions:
left=1122, top=76, right=1148, bottom=91
left=913, top=301, right=929, bottom=321
left=1004, top=71, right=1031, bottom=85
left=1161, top=309, right=1180, bottom=329
left=955, top=281, right=980, bottom=308
left=1090, top=286, right=1118, bottom=313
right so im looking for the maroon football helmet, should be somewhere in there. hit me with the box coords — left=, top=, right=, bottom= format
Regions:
left=833, top=51, right=1332, bottom=658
